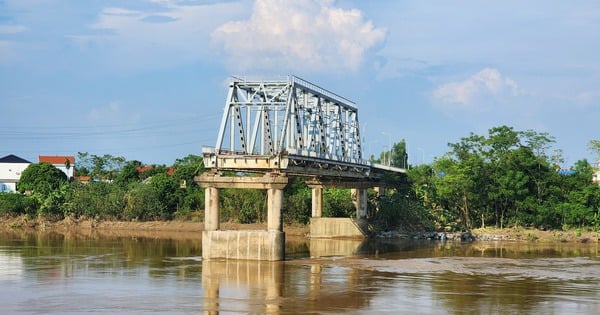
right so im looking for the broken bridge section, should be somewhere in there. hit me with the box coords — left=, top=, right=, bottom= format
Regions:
left=196, top=76, right=405, bottom=261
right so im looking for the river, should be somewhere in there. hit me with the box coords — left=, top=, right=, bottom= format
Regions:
left=1, top=230, right=599, bottom=314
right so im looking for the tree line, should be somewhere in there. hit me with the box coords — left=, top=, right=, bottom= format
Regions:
left=0, top=152, right=357, bottom=225
left=393, top=126, right=600, bottom=231
left=1, top=125, right=599, bottom=232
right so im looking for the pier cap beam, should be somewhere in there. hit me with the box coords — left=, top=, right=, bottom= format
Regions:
left=195, top=172, right=288, bottom=190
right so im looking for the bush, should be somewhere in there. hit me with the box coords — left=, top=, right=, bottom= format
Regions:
left=181, top=189, right=204, bottom=213
left=323, top=189, right=355, bottom=218
left=0, top=193, right=35, bottom=216
left=63, top=182, right=125, bottom=219
left=221, top=188, right=266, bottom=223
left=37, top=183, right=69, bottom=217
left=123, top=183, right=167, bottom=220
left=283, top=189, right=311, bottom=224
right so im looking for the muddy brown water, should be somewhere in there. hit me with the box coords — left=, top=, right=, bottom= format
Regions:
left=1, top=231, right=599, bottom=314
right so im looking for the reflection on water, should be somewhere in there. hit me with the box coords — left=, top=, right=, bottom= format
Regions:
left=201, top=259, right=386, bottom=314
left=1, top=230, right=600, bottom=314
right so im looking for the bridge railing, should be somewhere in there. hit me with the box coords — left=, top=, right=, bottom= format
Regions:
left=289, top=76, right=357, bottom=110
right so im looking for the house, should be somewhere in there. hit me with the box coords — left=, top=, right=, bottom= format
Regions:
left=38, top=155, right=75, bottom=179
left=0, top=154, right=32, bottom=193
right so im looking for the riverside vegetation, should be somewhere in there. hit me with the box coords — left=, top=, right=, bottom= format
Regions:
left=1, top=126, right=600, bottom=238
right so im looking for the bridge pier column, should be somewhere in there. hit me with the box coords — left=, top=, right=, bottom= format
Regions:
left=311, top=187, right=323, bottom=218
left=351, top=188, right=368, bottom=219
left=267, top=188, right=283, bottom=231
left=204, top=186, right=220, bottom=231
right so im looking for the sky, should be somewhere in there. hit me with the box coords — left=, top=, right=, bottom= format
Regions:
left=1, top=0, right=599, bottom=167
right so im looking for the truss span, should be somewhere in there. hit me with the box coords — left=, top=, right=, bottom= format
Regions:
left=203, top=76, right=404, bottom=179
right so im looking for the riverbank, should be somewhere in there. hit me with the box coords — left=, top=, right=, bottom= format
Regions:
left=388, top=226, right=600, bottom=243
left=0, top=215, right=310, bottom=240
left=1, top=215, right=598, bottom=243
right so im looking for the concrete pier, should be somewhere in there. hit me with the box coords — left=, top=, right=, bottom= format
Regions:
left=202, top=230, right=284, bottom=260
left=196, top=172, right=288, bottom=261
left=311, top=187, right=323, bottom=218
left=196, top=171, right=391, bottom=259
left=204, top=186, right=219, bottom=231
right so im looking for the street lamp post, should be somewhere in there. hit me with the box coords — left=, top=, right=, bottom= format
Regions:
left=381, top=132, right=391, bottom=166
left=382, top=145, right=388, bottom=165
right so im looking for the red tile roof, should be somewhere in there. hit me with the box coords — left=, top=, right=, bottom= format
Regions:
left=39, top=155, right=75, bottom=165
left=136, top=165, right=175, bottom=175
left=74, top=176, right=91, bottom=182
left=136, top=165, right=154, bottom=173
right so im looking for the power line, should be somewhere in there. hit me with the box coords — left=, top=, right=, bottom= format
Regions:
left=1, top=112, right=221, bottom=140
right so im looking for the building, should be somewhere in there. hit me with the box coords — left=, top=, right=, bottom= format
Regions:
left=0, top=154, right=32, bottom=193
left=38, top=155, right=75, bottom=179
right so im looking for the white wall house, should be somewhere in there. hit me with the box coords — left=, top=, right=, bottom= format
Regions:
left=0, top=155, right=31, bottom=193
left=38, top=155, right=75, bottom=179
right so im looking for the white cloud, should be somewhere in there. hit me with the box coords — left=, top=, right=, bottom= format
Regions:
left=68, top=1, right=245, bottom=72
left=0, top=24, right=26, bottom=62
left=211, top=0, right=386, bottom=72
left=432, top=68, right=521, bottom=108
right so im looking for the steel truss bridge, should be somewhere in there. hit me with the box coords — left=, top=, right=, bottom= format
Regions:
left=202, top=75, right=405, bottom=181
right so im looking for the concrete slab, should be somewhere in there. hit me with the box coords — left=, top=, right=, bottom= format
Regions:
left=309, top=218, right=367, bottom=239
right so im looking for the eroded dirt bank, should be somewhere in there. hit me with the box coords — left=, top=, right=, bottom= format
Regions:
left=0, top=215, right=310, bottom=240
left=1, top=215, right=598, bottom=243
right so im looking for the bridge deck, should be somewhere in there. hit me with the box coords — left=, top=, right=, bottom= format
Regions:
left=202, top=146, right=405, bottom=182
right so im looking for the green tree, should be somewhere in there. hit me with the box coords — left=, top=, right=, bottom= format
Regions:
left=149, top=172, right=180, bottom=217
left=63, top=181, right=125, bottom=219
left=589, top=140, right=600, bottom=160
left=171, top=154, right=206, bottom=215
left=114, top=160, right=143, bottom=187
left=123, top=182, right=167, bottom=220
left=75, top=151, right=91, bottom=176
left=433, top=155, right=479, bottom=229
left=283, top=177, right=311, bottom=224
left=433, top=126, right=530, bottom=229
left=390, top=140, right=409, bottom=168
left=221, top=188, right=266, bottom=223
left=323, top=189, right=355, bottom=218
left=76, top=152, right=126, bottom=180
left=18, top=162, right=67, bottom=194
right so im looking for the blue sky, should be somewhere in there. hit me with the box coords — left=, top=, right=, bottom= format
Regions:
left=1, top=0, right=599, bottom=167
